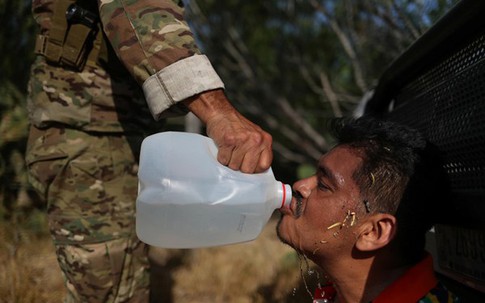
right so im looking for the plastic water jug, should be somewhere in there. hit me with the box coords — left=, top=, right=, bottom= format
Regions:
left=136, top=131, right=292, bottom=248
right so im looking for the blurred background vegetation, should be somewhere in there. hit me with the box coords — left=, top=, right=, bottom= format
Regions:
left=184, top=0, right=459, bottom=182
left=1, top=0, right=37, bottom=220
left=0, top=0, right=459, bottom=302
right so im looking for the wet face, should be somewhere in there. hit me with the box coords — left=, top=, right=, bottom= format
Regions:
left=277, top=145, right=364, bottom=259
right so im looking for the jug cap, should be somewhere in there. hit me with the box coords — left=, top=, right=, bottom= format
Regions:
left=279, top=183, right=292, bottom=209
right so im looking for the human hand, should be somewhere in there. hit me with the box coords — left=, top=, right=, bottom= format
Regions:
left=184, top=89, right=273, bottom=173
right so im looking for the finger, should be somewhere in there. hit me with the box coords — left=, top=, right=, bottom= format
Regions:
left=239, top=145, right=272, bottom=173
left=236, top=131, right=273, bottom=173
left=251, top=132, right=273, bottom=173
left=227, top=131, right=266, bottom=171
left=237, top=141, right=273, bottom=174
left=239, top=149, right=262, bottom=173
left=227, top=144, right=246, bottom=171
left=216, top=144, right=234, bottom=166
left=254, top=147, right=273, bottom=173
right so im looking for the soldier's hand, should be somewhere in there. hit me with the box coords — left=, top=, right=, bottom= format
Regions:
left=183, top=89, right=273, bottom=173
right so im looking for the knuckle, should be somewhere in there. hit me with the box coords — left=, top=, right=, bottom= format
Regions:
left=246, top=132, right=265, bottom=147
left=222, top=133, right=237, bottom=146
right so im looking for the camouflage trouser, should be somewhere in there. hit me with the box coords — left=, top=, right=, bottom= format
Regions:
left=25, top=125, right=150, bottom=302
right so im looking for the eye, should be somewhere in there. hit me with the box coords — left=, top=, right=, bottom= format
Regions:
left=318, top=180, right=330, bottom=191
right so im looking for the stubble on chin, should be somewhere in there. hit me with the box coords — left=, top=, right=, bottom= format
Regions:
left=275, top=217, right=291, bottom=247
left=276, top=192, right=303, bottom=247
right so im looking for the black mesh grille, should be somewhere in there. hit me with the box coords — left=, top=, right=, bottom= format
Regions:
left=388, top=33, right=485, bottom=193
left=365, top=1, right=485, bottom=292
left=374, top=30, right=485, bottom=225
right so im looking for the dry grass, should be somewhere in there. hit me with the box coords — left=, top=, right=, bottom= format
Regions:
left=0, top=213, right=323, bottom=303
left=0, top=212, right=65, bottom=303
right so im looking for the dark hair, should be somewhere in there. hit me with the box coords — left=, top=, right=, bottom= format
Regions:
left=330, top=116, right=450, bottom=262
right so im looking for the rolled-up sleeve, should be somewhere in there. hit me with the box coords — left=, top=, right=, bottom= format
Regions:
left=98, top=0, right=224, bottom=119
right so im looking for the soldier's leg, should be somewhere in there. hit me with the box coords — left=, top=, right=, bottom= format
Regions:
left=26, top=126, right=150, bottom=302
left=57, top=234, right=149, bottom=303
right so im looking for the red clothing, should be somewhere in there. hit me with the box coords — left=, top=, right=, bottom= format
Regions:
left=313, top=253, right=459, bottom=303
left=373, top=254, right=437, bottom=303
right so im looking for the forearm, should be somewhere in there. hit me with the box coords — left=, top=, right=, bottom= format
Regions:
left=98, top=0, right=224, bottom=119
left=98, top=0, right=198, bottom=82
left=183, top=89, right=235, bottom=124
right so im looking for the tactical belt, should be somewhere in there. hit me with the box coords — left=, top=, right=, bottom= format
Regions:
left=35, top=1, right=107, bottom=71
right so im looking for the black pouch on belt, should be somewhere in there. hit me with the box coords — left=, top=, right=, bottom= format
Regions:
left=35, top=1, right=102, bottom=71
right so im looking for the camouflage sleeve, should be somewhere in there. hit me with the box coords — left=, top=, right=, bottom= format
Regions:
left=98, top=0, right=224, bottom=119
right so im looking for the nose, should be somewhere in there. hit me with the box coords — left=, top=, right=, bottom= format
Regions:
left=292, top=176, right=316, bottom=199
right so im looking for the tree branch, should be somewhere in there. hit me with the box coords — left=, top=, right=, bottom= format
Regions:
left=309, top=0, right=368, bottom=92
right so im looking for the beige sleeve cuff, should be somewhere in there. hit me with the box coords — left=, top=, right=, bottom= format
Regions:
left=142, top=54, right=225, bottom=120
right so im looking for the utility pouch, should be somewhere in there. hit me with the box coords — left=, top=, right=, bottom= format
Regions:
left=35, top=1, right=102, bottom=71
left=61, top=4, right=99, bottom=69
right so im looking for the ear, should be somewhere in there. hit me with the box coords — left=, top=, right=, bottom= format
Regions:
left=355, top=214, right=397, bottom=252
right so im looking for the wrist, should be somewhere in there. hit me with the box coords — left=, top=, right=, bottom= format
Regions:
left=183, top=89, right=236, bottom=124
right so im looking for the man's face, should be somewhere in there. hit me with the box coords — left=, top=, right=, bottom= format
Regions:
left=277, top=145, right=364, bottom=258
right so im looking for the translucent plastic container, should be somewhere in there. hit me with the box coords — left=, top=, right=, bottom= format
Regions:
left=136, top=131, right=292, bottom=248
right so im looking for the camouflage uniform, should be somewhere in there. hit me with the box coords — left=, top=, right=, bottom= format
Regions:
left=26, top=0, right=224, bottom=302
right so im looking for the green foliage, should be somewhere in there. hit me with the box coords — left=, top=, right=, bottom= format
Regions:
left=0, top=82, right=36, bottom=219
left=0, top=0, right=460, bottom=215
left=186, top=0, right=458, bottom=177
left=0, top=0, right=37, bottom=218
left=0, top=0, right=37, bottom=89
left=296, top=163, right=316, bottom=180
